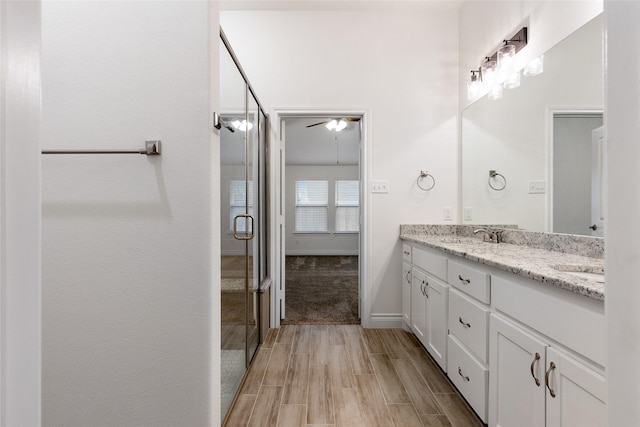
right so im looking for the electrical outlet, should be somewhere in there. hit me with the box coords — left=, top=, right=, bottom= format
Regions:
left=463, top=207, right=473, bottom=221
left=528, top=180, right=546, bottom=194
left=371, top=180, right=389, bottom=193
left=443, top=207, right=453, bottom=221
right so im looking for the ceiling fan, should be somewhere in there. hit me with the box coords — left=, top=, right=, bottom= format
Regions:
left=306, top=117, right=361, bottom=131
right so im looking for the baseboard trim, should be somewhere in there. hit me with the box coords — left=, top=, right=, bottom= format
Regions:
left=285, top=250, right=358, bottom=256
left=368, top=313, right=404, bottom=328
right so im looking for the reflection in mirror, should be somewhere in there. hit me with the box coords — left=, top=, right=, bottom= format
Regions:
left=462, top=14, right=603, bottom=235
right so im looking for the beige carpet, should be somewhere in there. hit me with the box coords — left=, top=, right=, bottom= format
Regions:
left=282, top=256, right=359, bottom=324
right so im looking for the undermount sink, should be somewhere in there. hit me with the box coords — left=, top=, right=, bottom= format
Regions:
left=552, top=264, right=605, bottom=283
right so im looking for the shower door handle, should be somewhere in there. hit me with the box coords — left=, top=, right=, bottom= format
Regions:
left=233, top=214, right=255, bottom=240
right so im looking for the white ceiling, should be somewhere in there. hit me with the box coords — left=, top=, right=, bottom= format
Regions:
left=284, top=117, right=361, bottom=165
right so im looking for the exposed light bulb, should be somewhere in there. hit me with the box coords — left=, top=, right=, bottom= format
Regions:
left=467, top=71, right=482, bottom=101
left=497, top=44, right=516, bottom=81
left=481, top=60, right=498, bottom=88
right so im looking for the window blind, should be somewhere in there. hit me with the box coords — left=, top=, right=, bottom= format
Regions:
left=336, top=180, right=359, bottom=232
left=295, top=180, right=328, bottom=232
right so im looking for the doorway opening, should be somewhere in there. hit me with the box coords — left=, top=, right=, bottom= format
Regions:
left=549, top=110, right=604, bottom=236
left=279, top=115, right=363, bottom=324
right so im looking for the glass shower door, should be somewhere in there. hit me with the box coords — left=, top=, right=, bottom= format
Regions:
left=220, top=39, right=247, bottom=419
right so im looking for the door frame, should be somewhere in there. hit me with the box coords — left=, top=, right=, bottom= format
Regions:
left=271, top=108, right=371, bottom=328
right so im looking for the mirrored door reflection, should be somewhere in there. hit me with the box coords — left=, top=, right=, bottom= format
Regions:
left=220, top=37, right=247, bottom=419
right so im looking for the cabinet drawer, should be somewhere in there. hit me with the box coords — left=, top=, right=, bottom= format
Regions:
left=448, top=260, right=490, bottom=304
left=448, top=335, right=488, bottom=423
left=402, top=243, right=412, bottom=263
left=448, top=288, right=490, bottom=363
left=413, top=246, right=447, bottom=281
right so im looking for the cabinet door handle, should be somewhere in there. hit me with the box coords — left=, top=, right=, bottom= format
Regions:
left=420, top=281, right=425, bottom=295
left=458, top=275, right=471, bottom=284
left=458, top=367, right=470, bottom=382
left=406, top=270, right=411, bottom=283
left=424, top=280, right=429, bottom=298
left=545, top=361, right=556, bottom=398
left=458, top=317, right=471, bottom=328
left=404, top=250, right=411, bottom=255
left=530, top=352, right=541, bottom=386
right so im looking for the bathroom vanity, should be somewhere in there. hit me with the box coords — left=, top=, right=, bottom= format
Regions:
left=400, top=225, right=605, bottom=426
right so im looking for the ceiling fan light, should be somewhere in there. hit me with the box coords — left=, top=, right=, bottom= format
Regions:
left=231, top=119, right=253, bottom=132
left=335, top=119, right=347, bottom=132
left=325, top=119, right=337, bottom=130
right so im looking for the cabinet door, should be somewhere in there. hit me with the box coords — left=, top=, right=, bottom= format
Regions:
left=411, top=267, right=427, bottom=345
left=489, top=314, right=547, bottom=427
left=402, top=262, right=412, bottom=328
left=545, top=347, right=606, bottom=427
left=426, top=275, right=448, bottom=371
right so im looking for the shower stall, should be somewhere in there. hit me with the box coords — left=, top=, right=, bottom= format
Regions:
left=219, top=29, right=270, bottom=420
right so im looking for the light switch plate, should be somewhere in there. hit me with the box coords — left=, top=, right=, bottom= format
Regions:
left=463, top=207, right=473, bottom=221
left=528, top=180, right=546, bottom=194
left=371, top=180, right=389, bottom=193
left=443, top=207, right=453, bottom=221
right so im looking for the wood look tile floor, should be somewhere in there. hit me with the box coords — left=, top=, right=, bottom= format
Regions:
left=223, top=326, right=484, bottom=427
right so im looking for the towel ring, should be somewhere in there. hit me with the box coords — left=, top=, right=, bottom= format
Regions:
left=488, top=170, right=507, bottom=191
left=417, top=170, right=436, bottom=191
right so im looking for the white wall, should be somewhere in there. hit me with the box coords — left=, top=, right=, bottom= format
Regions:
left=605, top=1, right=640, bottom=424
left=222, top=6, right=460, bottom=326
left=285, top=165, right=359, bottom=255
left=0, top=2, right=42, bottom=425
left=41, top=2, right=219, bottom=425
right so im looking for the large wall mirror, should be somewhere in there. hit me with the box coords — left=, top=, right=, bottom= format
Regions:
left=461, top=14, right=603, bottom=236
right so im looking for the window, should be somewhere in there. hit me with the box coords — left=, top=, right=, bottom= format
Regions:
left=335, top=180, right=360, bottom=233
left=230, top=180, right=253, bottom=233
left=295, top=180, right=328, bottom=233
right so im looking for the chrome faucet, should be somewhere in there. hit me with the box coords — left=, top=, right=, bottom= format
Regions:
left=473, top=227, right=504, bottom=243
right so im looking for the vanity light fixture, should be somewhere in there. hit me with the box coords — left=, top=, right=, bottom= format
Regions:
left=469, top=26, right=528, bottom=101
left=467, top=69, right=483, bottom=100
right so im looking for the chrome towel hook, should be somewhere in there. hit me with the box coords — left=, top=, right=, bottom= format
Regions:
left=417, top=170, right=436, bottom=191
left=488, top=170, right=507, bottom=191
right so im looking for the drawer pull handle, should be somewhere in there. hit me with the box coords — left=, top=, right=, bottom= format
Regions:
left=545, top=361, right=556, bottom=398
left=458, top=367, right=470, bottom=382
left=404, top=250, right=410, bottom=255
left=530, top=352, right=541, bottom=386
left=458, top=317, right=471, bottom=328
left=458, top=275, right=471, bottom=284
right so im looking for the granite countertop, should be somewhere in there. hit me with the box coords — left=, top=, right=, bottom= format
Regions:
left=400, top=230, right=604, bottom=301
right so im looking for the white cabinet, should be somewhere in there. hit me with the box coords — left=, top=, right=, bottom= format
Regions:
left=407, top=249, right=449, bottom=371
left=411, top=267, right=427, bottom=343
left=426, top=275, right=448, bottom=370
left=489, top=314, right=606, bottom=427
left=489, top=314, right=547, bottom=427
left=546, top=347, right=606, bottom=427
left=402, top=261, right=412, bottom=328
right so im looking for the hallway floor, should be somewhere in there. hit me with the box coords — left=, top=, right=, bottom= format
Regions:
left=223, top=325, right=483, bottom=427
